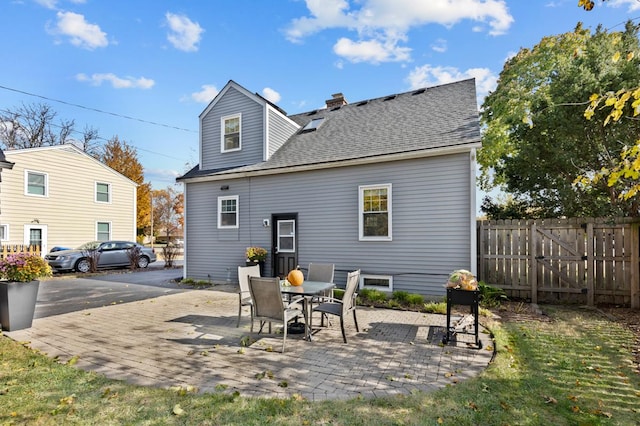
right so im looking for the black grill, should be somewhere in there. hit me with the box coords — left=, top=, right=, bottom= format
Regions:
left=442, top=288, right=482, bottom=349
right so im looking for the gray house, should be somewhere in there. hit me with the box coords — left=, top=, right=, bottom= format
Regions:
left=178, top=79, right=481, bottom=297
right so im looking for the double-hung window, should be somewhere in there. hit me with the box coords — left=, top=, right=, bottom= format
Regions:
left=221, top=114, right=241, bottom=152
left=359, top=184, right=392, bottom=241
left=25, top=170, right=47, bottom=196
left=218, top=195, right=239, bottom=229
left=0, top=224, right=8, bottom=241
left=96, top=222, right=111, bottom=241
left=96, top=182, right=111, bottom=203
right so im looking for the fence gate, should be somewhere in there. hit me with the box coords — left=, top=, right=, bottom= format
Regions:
left=530, top=222, right=588, bottom=304
left=477, top=218, right=640, bottom=308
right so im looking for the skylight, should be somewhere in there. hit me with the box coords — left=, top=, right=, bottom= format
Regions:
left=301, top=117, right=325, bottom=132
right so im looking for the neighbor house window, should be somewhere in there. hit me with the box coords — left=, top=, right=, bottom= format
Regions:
left=218, top=196, right=239, bottom=229
left=96, top=182, right=111, bottom=203
left=96, top=222, right=111, bottom=241
left=359, top=184, right=392, bottom=240
left=221, top=114, right=241, bottom=152
left=25, top=170, right=48, bottom=196
left=360, top=274, right=393, bottom=292
left=0, top=224, right=8, bottom=241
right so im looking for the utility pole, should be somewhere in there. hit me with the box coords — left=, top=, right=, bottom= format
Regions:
left=150, top=192, right=154, bottom=249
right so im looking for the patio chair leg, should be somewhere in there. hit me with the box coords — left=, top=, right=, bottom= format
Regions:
left=340, top=316, right=347, bottom=343
left=237, top=305, right=242, bottom=328
left=353, top=309, right=359, bottom=332
left=282, top=322, right=288, bottom=353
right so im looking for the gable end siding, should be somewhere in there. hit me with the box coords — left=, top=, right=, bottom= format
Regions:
left=200, top=86, right=265, bottom=170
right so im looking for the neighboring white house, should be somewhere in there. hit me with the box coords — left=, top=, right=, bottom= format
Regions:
left=0, top=144, right=137, bottom=253
left=178, top=79, right=481, bottom=297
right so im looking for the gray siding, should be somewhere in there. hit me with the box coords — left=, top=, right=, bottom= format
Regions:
left=200, top=87, right=264, bottom=171
left=184, top=153, right=472, bottom=298
left=267, top=108, right=298, bottom=157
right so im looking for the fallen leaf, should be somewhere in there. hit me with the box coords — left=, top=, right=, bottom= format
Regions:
left=172, top=404, right=184, bottom=416
left=543, top=395, right=557, bottom=404
left=67, top=356, right=79, bottom=366
left=571, top=405, right=581, bottom=413
left=568, top=395, right=578, bottom=402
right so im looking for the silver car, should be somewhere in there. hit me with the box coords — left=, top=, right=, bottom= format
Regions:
left=45, top=241, right=157, bottom=273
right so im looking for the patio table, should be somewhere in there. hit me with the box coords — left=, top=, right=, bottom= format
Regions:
left=280, top=280, right=335, bottom=340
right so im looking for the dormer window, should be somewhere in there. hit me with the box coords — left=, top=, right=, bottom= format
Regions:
left=221, top=114, right=241, bottom=152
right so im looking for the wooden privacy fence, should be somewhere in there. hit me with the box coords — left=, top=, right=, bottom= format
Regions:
left=477, top=218, right=640, bottom=309
left=0, top=244, right=42, bottom=259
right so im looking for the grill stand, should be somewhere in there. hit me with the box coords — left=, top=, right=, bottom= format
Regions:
left=442, top=288, right=482, bottom=349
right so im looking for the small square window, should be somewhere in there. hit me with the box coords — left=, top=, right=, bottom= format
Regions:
left=0, top=224, right=8, bottom=241
left=97, top=222, right=111, bottom=241
left=221, top=114, right=241, bottom=152
left=218, top=196, right=239, bottom=229
left=96, top=182, right=110, bottom=203
left=26, top=170, right=47, bottom=196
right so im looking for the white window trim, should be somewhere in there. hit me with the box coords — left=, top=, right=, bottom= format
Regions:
left=360, top=274, right=393, bottom=292
left=96, top=221, right=112, bottom=241
left=358, top=183, right=392, bottom=241
left=95, top=182, right=111, bottom=203
left=220, top=113, right=242, bottom=153
left=24, top=169, right=48, bottom=197
left=218, top=195, right=239, bottom=229
left=0, top=224, right=8, bottom=241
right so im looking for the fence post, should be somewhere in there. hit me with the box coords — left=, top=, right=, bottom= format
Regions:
left=631, top=223, right=639, bottom=309
left=530, top=223, right=537, bottom=304
left=586, top=222, right=594, bottom=306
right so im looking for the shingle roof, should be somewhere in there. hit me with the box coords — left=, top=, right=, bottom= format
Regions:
left=180, top=79, right=480, bottom=180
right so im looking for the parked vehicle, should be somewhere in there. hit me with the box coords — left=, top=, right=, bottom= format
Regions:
left=44, top=241, right=156, bottom=273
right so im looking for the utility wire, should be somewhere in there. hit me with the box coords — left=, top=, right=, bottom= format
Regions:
left=0, top=84, right=197, bottom=133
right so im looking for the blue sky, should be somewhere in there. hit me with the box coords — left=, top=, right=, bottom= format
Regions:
left=1, top=0, right=639, bottom=197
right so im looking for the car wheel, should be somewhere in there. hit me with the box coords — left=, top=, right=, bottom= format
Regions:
left=137, top=256, right=150, bottom=269
left=75, top=258, right=91, bottom=273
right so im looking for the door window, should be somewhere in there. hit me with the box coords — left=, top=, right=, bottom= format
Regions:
left=278, top=220, right=295, bottom=253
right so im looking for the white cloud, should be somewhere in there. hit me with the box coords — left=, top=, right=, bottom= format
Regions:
left=49, top=11, right=108, bottom=50
left=76, top=73, right=155, bottom=89
left=431, top=38, right=447, bottom=53
left=262, top=87, right=281, bottom=103
left=406, top=64, right=497, bottom=107
left=285, top=0, right=513, bottom=63
left=165, top=12, right=204, bottom=52
left=35, top=0, right=58, bottom=9
left=190, top=84, right=219, bottom=103
left=607, top=0, right=640, bottom=11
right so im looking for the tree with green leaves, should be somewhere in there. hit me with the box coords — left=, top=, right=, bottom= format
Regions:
left=480, top=21, right=640, bottom=217
left=575, top=0, right=640, bottom=206
left=99, top=137, right=152, bottom=235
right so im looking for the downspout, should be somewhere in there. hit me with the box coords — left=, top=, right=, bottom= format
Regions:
left=469, top=148, right=478, bottom=276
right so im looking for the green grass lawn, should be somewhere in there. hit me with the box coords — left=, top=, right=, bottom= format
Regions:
left=1, top=305, right=638, bottom=425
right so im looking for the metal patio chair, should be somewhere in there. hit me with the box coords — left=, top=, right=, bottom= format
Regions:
left=248, top=276, right=306, bottom=353
left=307, top=262, right=335, bottom=325
left=236, top=264, right=261, bottom=327
left=312, top=269, right=360, bottom=343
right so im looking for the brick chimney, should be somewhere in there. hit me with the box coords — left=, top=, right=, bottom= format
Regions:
left=325, top=93, right=348, bottom=109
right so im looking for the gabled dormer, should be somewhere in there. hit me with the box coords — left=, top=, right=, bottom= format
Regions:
left=198, top=80, right=300, bottom=172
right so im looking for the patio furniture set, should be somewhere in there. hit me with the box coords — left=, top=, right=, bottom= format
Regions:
left=237, top=263, right=360, bottom=352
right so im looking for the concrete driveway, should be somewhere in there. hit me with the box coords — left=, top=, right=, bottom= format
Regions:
left=5, top=266, right=495, bottom=401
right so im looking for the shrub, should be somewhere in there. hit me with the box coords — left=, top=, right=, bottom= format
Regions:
left=358, top=288, right=388, bottom=304
left=392, top=291, right=410, bottom=303
left=478, top=281, right=507, bottom=308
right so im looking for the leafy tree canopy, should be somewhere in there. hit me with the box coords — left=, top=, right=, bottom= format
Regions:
left=480, top=21, right=640, bottom=217
left=99, top=137, right=152, bottom=233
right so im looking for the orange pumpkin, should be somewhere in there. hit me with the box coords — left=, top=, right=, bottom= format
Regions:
left=287, top=268, right=304, bottom=286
